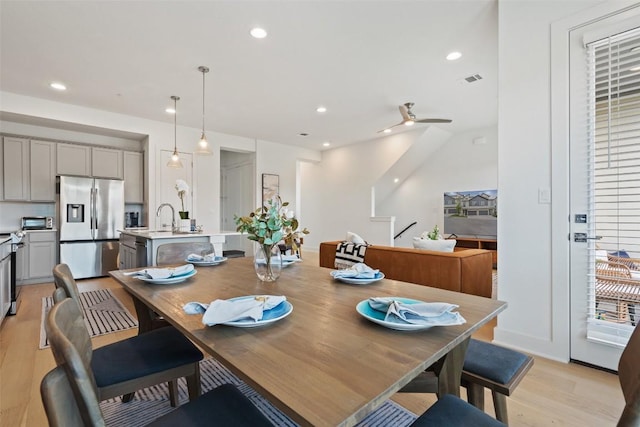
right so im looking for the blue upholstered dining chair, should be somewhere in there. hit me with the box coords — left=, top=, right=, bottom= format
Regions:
left=48, top=280, right=203, bottom=409
left=41, top=298, right=274, bottom=427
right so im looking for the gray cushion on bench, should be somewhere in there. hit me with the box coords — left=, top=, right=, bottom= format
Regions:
left=463, top=339, right=529, bottom=385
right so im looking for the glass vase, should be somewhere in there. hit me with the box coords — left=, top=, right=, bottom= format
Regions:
left=254, top=244, right=282, bottom=282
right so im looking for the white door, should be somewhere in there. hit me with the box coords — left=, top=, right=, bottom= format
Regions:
left=220, top=152, right=254, bottom=256
left=569, top=8, right=640, bottom=370
left=157, top=150, right=193, bottom=230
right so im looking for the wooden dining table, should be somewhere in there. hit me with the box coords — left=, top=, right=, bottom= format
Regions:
left=110, top=257, right=506, bottom=427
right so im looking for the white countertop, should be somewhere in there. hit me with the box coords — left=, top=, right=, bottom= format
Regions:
left=119, top=228, right=240, bottom=240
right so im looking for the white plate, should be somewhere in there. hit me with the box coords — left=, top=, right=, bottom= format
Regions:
left=356, top=298, right=435, bottom=331
left=186, top=257, right=228, bottom=266
left=222, top=296, right=293, bottom=328
left=136, top=269, right=197, bottom=284
left=255, top=258, right=299, bottom=268
left=331, top=271, right=385, bottom=285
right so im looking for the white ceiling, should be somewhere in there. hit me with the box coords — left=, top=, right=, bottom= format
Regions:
left=0, top=1, right=497, bottom=150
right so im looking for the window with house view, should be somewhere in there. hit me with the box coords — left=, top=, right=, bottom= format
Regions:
left=586, top=27, right=640, bottom=344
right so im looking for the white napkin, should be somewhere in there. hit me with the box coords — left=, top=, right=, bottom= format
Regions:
left=332, top=263, right=379, bottom=279
left=368, top=297, right=466, bottom=326
left=183, top=295, right=287, bottom=326
left=187, top=253, right=217, bottom=262
left=128, top=264, right=194, bottom=279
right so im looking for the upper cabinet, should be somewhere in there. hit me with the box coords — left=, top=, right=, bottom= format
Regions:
left=57, top=143, right=91, bottom=176
left=92, top=147, right=123, bottom=179
left=56, top=143, right=124, bottom=179
left=124, top=151, right=143, bottom=203
left=2, top=137, right=56, bottom=201
left=30, top=140, right=56, bottom=201
left=3, top=137, right=30, bottom=200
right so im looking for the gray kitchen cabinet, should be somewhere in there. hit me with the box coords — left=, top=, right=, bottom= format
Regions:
left=124, top=151, right=143, bottom=203
left=57, top=143, right=91, bottom=176
left=3, top=137, right=30, bottom=200
left=0, top=138, right=4, bottom=200
left=26, top=232, right=56, bottom=280
left=30, top=140, right=56, bottom=201
left=119, top=233, right=138, bottom=269
left=92, top=147, right=123, bottom=179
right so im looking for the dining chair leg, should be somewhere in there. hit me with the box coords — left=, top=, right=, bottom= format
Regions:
left=466, top=382, right=485, bottom=410
left=493, top=391, right=509, bottom=424
left=186, top=364, right=202, bottom=401
left=168, top=379, right=179, bottom=407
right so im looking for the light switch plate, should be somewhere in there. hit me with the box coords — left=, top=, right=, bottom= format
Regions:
left=538, top=188, right=551, bottom=204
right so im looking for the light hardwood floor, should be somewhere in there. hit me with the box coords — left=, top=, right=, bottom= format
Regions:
left=0, top=254, right=625, bottom=427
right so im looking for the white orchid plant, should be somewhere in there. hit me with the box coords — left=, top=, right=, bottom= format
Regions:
left=175, top=179, right=189, bottom=213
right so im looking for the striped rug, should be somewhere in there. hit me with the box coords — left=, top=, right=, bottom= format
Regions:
left=39, top=288, right=138, bottom=349
left=101, top=358, right=418, bottom=426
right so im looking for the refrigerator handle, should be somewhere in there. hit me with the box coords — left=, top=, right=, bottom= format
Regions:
left=90, top=187, right=97, bottom=238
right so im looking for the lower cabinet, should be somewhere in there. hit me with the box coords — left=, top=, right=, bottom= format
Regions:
left=25, top=232, right=56, bottom=281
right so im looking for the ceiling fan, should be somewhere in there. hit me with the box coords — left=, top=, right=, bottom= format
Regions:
left=378, top=102, right=452, bottom=133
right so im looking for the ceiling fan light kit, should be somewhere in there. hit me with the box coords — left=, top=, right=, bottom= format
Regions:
left=167, top=95, right=183, bottom=168
left=378, top=101, right=452, bottom=133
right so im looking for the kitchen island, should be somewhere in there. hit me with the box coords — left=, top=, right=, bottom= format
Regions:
left=118, top=229, right=239, bottom=268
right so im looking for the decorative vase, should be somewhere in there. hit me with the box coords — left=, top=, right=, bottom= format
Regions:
left=179, top=211, right=189, bottom=219
left=254, top=244, right=282, bottom=282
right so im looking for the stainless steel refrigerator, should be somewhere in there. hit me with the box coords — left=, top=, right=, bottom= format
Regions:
left=58, top=175, right=124, bottom=279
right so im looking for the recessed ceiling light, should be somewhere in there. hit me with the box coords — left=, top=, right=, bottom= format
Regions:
left=446, top=51, right=462, bottom=61
left=630, top=66, right=640, bottom=72
left=298, top=133, right=309, bottom=137
left=404, top=120, right=415, bottom=126
left=323, top=142, right=331, bottom=147
left=165, top=107, right=176, bottom=114
left=50, top=82, right=67, bottom=91
left=394, top=178, right=399, bottom=183
left=383, top=128, right=392, bottom=133
left=316, top=106, right=327, bottom=113
left=250, top=27, right=267, bottom=39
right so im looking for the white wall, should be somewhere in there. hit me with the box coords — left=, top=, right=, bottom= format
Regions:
left=380, top=126, right=497, bottom=248
left=300, top=125, right=497, bottom=250
left=494, top=0, right=605, bottom=361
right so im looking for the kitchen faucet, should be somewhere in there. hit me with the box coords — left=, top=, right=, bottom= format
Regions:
left=156, top=203, right=176, bottom=231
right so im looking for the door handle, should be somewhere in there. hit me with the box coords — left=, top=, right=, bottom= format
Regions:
left=574, top=233, right=602, bottom=243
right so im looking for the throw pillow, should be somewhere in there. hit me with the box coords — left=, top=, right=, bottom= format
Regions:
left=346, top=231, right=366, bottom=245
left=412, top=237, right=456, bottom=252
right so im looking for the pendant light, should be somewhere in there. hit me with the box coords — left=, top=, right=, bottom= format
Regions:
left=196, top=65, right=213, bottom=155
left=167, top=95, right=183, bottom=168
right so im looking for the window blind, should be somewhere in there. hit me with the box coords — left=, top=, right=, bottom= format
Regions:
left=586, top=27, right=640, bottom=346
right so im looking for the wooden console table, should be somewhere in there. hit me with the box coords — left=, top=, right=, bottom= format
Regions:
left=453, top=237, right=497, bottom=268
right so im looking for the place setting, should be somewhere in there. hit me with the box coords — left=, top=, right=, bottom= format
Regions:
left=330, top=262, right=385, bottom=285
left=255, top=254, right=301, bottom=268
left=356, top=297, right=466, bottom=331
left=124, top=263, right=197, bottom=284
left=183, top=295, right=293, bottom=328
left=185, top=251, right=228, bottom=266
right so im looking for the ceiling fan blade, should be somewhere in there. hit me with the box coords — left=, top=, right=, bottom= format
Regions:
left=399, top=104, right=412, bottom=121
left=376, top=121, right=404, bottom=133
left=415, top=118, right=453, bottom=124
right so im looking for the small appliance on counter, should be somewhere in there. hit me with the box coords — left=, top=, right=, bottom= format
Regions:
left=21, top=216, right=54, bottom=230
left=125, top=211, right=140, bottom=228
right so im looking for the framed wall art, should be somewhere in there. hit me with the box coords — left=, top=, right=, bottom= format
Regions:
left=262, top=173, right=279, bottom=207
